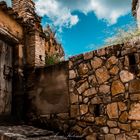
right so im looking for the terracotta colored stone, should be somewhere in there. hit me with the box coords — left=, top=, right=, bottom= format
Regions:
left=83, top=97, right=89, bottom=104
left=116, top=134, right=126, bottom=140
left=131, top=121, right=140, bottom=129
left=70, top=105, right=79, bottom=118
left=120, top=70, right=134, bottom=83
left=118, top=102, right=127, bottom=111
left=110, top=66, right=119, bottom=75
left=107, top=121, right=117, bottom=127
left=110, top=128, right=120, bottom=134
left=118, top=123, right=131, bottom=131
left=69, top=70, right=76, bottom=79
left=106, top=56, right=118, bottom=68
left=78, top=63, right=88, bottom=75
left=130, top=93, right=140, bottom=101
left=69, top=61, right=73, bottom=69
left=84, top=115, right=95, bottom=122
left=80, top=104, right=88, bottom=115
left=84, top=52, right=93, bottom=60
left=91, top=57, right=103, bottom=69
left=88, top=75, right=97, bottom=85
left=105, top=134, right=115, bottom=140
left=91, top=96, right=102, bottom=104
left=95, top=67, right=110, bottom=84
left=70, top=93, right=78, bottom=104
left=107, top=102, right=118, bottom=119
left=111, top=80, right=125, bottom=96
left=77, top=81, right=89, bottom=94
left=83, top=88, right=97, bottom=97
left=72, top=125, right=83, bottom=134
left=69, top=80, right=76, bottom=92
left=100, top=127, right=109, bottom=134
left=95, top=117, right=106, bottom=126
left=97, top=49, right=106, bottom=56
left=129, top=79, right=140, bottom=93
left=119, top=111, right=128, bottom=123
left=99, top=85, right=110, bottom=94
left=129, top=103, right=140, bottom=120
left=86, top=133, right=97, bottom=140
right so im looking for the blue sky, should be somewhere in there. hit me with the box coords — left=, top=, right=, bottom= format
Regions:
left=4, top=0, right=136, bottom=57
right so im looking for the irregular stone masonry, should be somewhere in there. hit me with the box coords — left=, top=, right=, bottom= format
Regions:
left=29, top=39, right=140, bottom=140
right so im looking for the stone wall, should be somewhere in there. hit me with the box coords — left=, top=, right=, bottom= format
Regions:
left=27, top=39, right=140, bottom=139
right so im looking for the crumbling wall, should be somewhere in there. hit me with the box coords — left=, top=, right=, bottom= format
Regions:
left=27, top=39, right=140, bottom=139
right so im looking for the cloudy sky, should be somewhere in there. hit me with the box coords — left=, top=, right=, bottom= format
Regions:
left=4, top=0, right=136, bottom=57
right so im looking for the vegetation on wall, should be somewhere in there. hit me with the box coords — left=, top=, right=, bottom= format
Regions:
left=105, top=26, right=140, bottom=46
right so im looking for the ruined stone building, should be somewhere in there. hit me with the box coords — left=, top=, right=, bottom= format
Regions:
left=1, top=0, right=140, bottom=140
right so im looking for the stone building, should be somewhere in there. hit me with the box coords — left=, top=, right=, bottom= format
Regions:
left=0, top=0, right=64, bottom=120
left=1, top=0, right=140, bottom=140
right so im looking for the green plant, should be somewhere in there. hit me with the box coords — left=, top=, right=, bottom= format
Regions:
left=45, top=53, right=61, bottom=66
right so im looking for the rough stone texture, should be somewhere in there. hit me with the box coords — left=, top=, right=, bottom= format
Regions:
left=99, top=85, right=110, bottom=94
left=129, top=103, right=140, bottom=120
left=107, top=103, right=119, bottom=119
left=91, top=57, right=103, bottom=69
left=120, top=70, right=134, bottom=83
left=116, top=133, right=126, bottom=140
left=95, top=67, right=110, bottom=84
left=111, top=80, right=125, bottom=96
left=129, top=79, right=140, bottom=93
left=105, top=134, right=115, bottom=140
left=80, top=104, right=88, bottom=115
left=77, top=81, right=89, bottom=94
left=83, top=88, right=97, bottom=96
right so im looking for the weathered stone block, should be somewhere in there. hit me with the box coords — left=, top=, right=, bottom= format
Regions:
left=116, top=133, right=126, bottom=140
left=111, top=80, right=125, bottom=96
left=129, top=103, right=140, bottom=120
left=130, top=93, right=140, bottom=101
left=77, top=81, right=89, bottom=94
left=70, top=105, right=79, bottom=118
left=99, top=85, right=110, bottom=94
left=131, top=121, right=140, bottom=129
left=95, top=67, right=110, bottom=84
left=84, top=52, right=93, bottom=60
left=107, top=102, right=118, bottom=119
left=119, top=112, right=128, bottom=123
left=80, top=104, right=88, bottom=115
left=86, top=133, right=97, bottom=140
left=91, top=57, right=103, bottom=69
left=95, top=117, right=106, bottom=126
left=118, top=102, right=127, bottom=111
left=129, top=79, right=140, bottom=93
left=120, top=70, right=134, bottom=83
left=106, top=56, right=118, bottom=68
left=118, top=123, right=131, bottom=131
left=110, top=66, right=119, bottom=75
left=78, top=63, right=88, bottom=75
left=100, top=127, right=109, bottom=134
left=91, top=96, right=102, bottom=104
left=69, top=70, right=76, bottom=79
left=70, top=93, right=78, bottom=104
left=110, top=128, right=120, bottom=134
left=107, top=121, right=117, bottom=127
left=83, top=88, right=97, bottom=97
left=105, top=134, right=115, bottom=140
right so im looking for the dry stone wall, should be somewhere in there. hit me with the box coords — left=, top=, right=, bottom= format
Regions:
left=28, top=39, right=140, bottom=140
left=68, top=40, right=140, bottom=139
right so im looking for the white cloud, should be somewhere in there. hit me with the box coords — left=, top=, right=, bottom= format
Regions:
left=35, top=0, right=79, bottom=30
left=35, top=0, right=131, bottom=28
